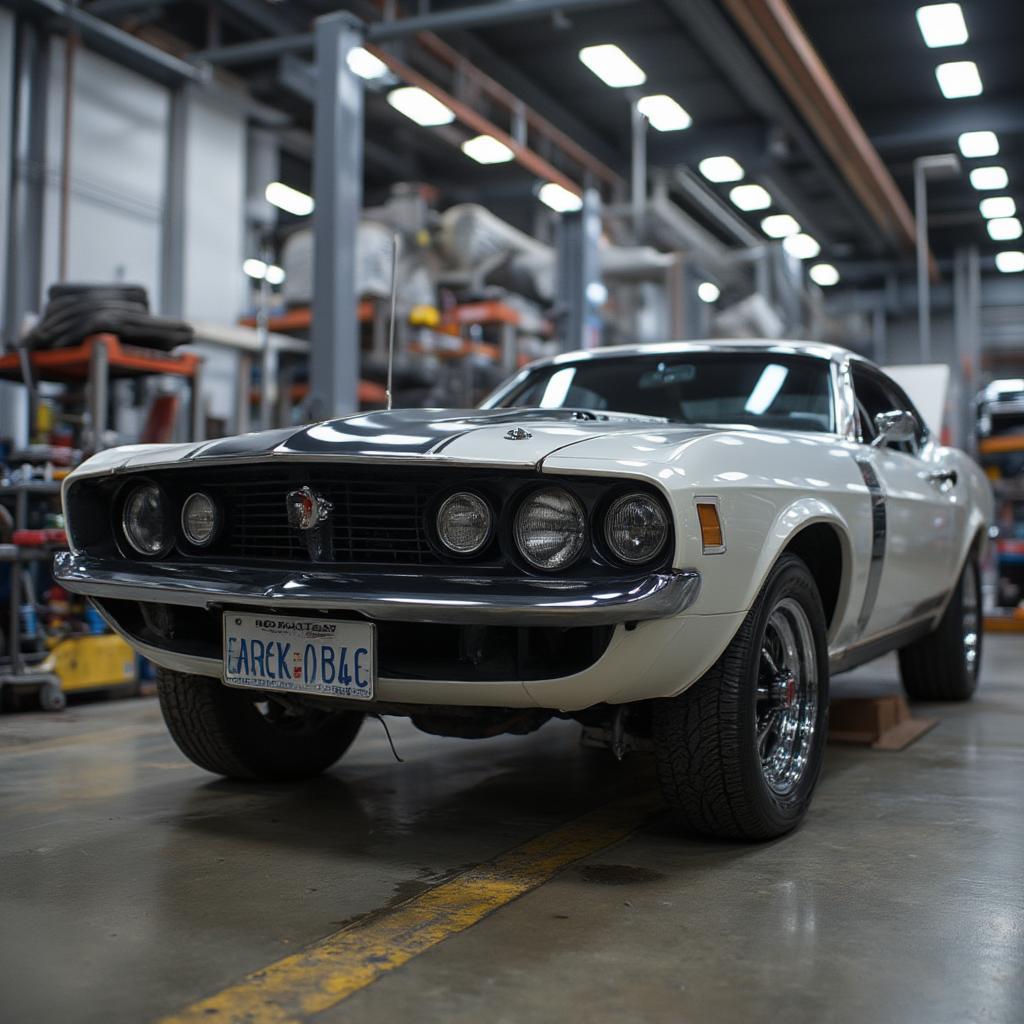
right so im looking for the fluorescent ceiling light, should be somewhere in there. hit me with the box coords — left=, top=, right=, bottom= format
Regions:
left=538, top=182, right=583, bottom=213
left=698, top=156, right=744, bottom=182
left=980, top=196, right=1016, bottom=219
left=387, top=86, right=454, bottom=126
left=958, top=130, right=999, bottom=158
left=346, top=46, right=387, bottom=80
left=697, top=281, right=720, bottom=303
left=988, top=218, right=1023, bottom=241
left=970, top=166, right=1009, bottom=190
left=761, top=213, right=801, bottom=238
left=265, top=181, right=314, bottom=217
left=783, top=233, right=821, bottom=260
left=636, top=94, right=691, bottom=132
left=916, top=4, right=968, bottom=47
left=745, top=364, right=788, bottom=414
left=461, top=134, right=515, bottom=164
left=935, top=60, right=982, bottom=98
left=243, top=259, right=285, bottom=284
left=995, top=251, right=1024, bottom=273
left=578, top=44, right=646, bottom=88
left=729, top=184, right=772, bottom=211
left=809, top=263, right=840, bottom=287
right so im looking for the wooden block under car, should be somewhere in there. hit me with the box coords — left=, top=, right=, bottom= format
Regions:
left=828, top=695, right=937, bottom=750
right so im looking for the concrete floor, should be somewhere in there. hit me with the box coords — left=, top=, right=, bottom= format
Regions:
left=1, top=638, right=1022, bottom=1024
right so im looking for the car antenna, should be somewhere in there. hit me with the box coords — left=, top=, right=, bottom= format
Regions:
left=385, top=231, right=401, bottom=411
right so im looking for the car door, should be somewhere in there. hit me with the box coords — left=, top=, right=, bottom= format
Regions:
left=850, top=362, right=959, bottom=637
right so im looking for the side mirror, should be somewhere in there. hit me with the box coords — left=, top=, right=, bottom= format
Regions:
left=872, top=410, right=917, bottom=448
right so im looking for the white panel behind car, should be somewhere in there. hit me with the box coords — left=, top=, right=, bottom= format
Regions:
left=884, top=364, right=950, bottom=437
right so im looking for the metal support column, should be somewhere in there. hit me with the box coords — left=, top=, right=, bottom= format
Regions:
left=630, top=101, right=647, bottom=240
left=555, top=188, right=602, bottom=351
left=913, top=159, right=930, bottom=363
left=309, top=11, right=365, bottom=421
left=3, top=19, right=48, bottom=341
left=160, top=86, right=187, bottom=316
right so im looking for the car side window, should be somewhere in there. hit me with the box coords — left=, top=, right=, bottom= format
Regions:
left=850, top=365, right=920, bottom=455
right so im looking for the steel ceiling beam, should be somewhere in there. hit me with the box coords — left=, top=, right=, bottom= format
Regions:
left=191, top=33, right=313, bottom=67
left=719, top=0, right=925, bottom=267
left=366, top=0, right=632, bottom=41
left=11, top=0, right=207, bottom=84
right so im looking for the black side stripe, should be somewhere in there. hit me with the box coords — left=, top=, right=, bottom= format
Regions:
left=855, top=456, right=887, bottom=631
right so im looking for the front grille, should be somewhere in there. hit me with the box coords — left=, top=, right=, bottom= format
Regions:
left=196, top=466, right=442, bottom=565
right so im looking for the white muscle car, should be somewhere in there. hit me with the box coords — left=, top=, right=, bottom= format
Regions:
left=55, top=341, right=992, bottom=839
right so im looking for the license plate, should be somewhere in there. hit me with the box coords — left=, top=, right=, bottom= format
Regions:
left=222, top=612, right=375, bottom=700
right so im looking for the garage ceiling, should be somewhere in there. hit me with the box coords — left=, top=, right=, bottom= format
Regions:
left=83, top=0, right=1024, bottom=279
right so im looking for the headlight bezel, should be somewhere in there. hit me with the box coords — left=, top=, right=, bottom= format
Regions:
left=433, top=489, right=495, bottom=558
left=180, top=491, right=221, bottom=549
left=512, top=485, right=589, bottom=573
left=117, top=479, right=175, bottom=559
left=602, top=490, right=671, bottom=567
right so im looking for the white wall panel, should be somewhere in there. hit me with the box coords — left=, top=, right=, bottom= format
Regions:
left=42, top=40, right=169, bottom=306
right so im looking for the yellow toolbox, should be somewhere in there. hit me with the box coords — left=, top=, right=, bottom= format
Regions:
left=41, top=634, right=137, bottom=694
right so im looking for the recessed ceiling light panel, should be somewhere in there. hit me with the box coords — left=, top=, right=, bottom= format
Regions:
left=697, top=281, right=720, bottom=303
left=387, top=86, right=455, bottom=126
left=916, top=4, right=969, bottom=47
left=958, top=131, right=999, bottom=158
left=698, top=156, right=744, bottom=183
left=538, top=182, right=584, bottom=213
left=783, top=233, right=821, bottom=260
left=761, top=214, right=801, bottom=238
left=636, top=94, right=691, bottom=132
left=970, top=166, right=1009, bottom=190
left=578, top=44, right=646, bottom=88
left=809, top=263, right=840, bottom=286
left=980, top=196, right=1016, bottom=219
left=935, top=60, right=983, bottom=98
left=995, top=251, right=1024, bottom=273
left=461, top=134, right=515, bottom=164
left=729, top=184, right=772, bottom=211
left=988, top=218, right=1023, bottom=241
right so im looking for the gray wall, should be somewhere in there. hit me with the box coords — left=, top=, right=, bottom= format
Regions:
left=0, top=9, right=24, bottom=446
left=40, top=41, right=169, bottom=303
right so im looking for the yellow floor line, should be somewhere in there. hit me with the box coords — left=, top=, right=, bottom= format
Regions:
left=159, top=788, right=663, bottom=1024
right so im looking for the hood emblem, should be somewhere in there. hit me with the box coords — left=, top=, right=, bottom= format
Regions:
left=286, top=486, right=333, bottom=531
left=504, top=427, right=533, bottom=441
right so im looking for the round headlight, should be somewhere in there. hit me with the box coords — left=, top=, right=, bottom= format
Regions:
left=436, top=492, right=492, bottom=555
left=121, top=483, right=172, bottom=557
left=604, top=492, right=669, bottom=565
left=181, top=492, right=219, bottom=548
left=514, top=487, right=586, bottom=571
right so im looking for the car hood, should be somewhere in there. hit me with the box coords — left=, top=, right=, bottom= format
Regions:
left=70, top=408, right=718, bottom=477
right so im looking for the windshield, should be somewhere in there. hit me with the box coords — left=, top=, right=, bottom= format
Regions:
left=490, top=352, right=835, bottom=432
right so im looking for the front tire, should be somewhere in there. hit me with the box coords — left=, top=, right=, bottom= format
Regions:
left=899, top=551, right=982, bottom=702
left=156, top=669, right=364, bottom=780
left=652, top=554, right=830, bottom=840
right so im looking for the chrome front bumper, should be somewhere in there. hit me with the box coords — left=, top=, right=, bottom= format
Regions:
left=53, top=552, right=701, bottom=627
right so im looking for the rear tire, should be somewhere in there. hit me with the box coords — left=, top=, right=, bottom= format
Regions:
left=652, top=554, right=830, bottom=841
left=156, top=668, right=364, bottom=780
left=899, top=551, right=982, bottom=702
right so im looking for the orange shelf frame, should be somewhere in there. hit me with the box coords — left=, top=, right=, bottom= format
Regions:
left=0, top=332, right=200, bottom=383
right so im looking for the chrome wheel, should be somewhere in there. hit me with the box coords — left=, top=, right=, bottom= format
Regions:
left=961, top=560, right=980, bottom=679
left=755, top=597, right=819, bottom=796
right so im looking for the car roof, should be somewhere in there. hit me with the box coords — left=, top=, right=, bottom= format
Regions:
left=524, top=338, right=856, bottom=373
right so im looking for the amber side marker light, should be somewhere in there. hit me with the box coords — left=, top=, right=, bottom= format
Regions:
left=696, top=500, right=725, bottom=553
